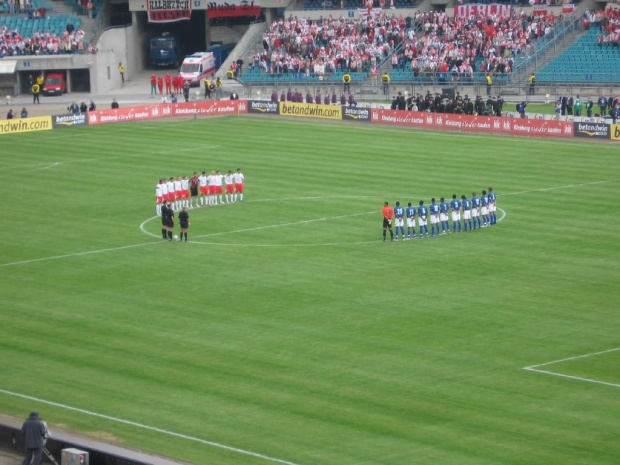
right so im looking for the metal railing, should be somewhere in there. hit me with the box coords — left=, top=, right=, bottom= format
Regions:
left=509, top=11, right=583, bottom=84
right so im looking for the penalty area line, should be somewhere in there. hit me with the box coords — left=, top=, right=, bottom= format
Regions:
left=0, top=388, right=300, bottom=465
left=523, top=347, right=620, bottom=390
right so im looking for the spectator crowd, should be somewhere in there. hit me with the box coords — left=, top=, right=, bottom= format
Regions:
left=0, top=19, right=95, bottom=56
left=252, top=13, right=407, bottom=77
left=391, top=10, right=558, bottom=81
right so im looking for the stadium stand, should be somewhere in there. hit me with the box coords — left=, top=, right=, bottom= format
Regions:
left=0, top=15, right=85, bottom=55
left=536, top=14, right=620, bottom=84
left=388, top=10, right=563, bottom=84
left=240, top=14, right=405, bottom=83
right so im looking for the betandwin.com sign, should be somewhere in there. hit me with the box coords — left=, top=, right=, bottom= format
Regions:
left=342, top=106, right=370, bottom=122
left=248, top=100, right=279, bottom=114
left=573, top=122, right=610, bottom=139
left=279, top=102, right=342, bottom=120
left=52, top=113, right=89, bottom=128
left=0, top=116, right=52, bottom=135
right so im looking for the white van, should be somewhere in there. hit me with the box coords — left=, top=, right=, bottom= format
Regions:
left=180, top=52, right=216, bottom=87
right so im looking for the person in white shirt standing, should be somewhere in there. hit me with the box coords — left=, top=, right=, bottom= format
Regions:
left=180, top=175, right=190, bottom=208
left=198, top=171, right=208, bottom=207
left=156, top=179, right=163, bottom=216
left=207, top=170, right=216, bottom=206
left=224, top=170, right=234, bottom=204
left=214, top=170, right=224, bottom=205
left=233, top=168, right=245, bottom=202
left=174, top=176, right=183, bottom=211
left=166, top=177, right=175, bottom=210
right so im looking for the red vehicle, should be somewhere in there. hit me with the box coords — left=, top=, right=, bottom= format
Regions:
left=42, top=73, right=67, bottom=96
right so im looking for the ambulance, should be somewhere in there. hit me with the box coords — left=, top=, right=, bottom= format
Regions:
left=180, top=52, right=216, bottom=87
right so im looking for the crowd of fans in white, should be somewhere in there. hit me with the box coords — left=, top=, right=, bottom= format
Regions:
left=250, top=9, right=561, bottom=78
left=588, top=9, right=620, bottom=46
left=0, top=21, right=96, bottom=56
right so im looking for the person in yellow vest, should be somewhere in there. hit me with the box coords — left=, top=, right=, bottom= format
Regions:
left=215, top=77, right=222, bottom=100
left=381, top=72, right=390, bottom=96
left=118, top=62, right=125, bottom=84
left=342, top=72, right=351, bottom=93
left=485, top=73, right=492, bottom=96
left=36, top=73, right=44, bottom=86
left=31, top=82, right=41, bottom=104
left=204, top=78, right=211, bottom=99
left=528, top=73, right=536, bottom=95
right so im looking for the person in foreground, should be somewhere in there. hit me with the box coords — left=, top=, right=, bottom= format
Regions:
left=21, top=411, right=46, bottom=465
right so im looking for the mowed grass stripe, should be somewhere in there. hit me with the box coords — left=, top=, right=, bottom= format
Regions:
left=1, top=117, right=619, bottom=465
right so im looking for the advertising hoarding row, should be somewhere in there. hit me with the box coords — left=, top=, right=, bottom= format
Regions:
left=2, top=100, right=619, bottom=142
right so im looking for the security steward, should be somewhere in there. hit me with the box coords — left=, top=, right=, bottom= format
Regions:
left=528, top=72, right=536, bottom=95
left=342, top=72, right=351, bottom=93
left=183, top=80, right=190, bottom=102
left=31, top=82, right=41, bottom=104
left=215, top=77, right=222, bottom=99
left=204, top=77, right=211, bottom=99
left=381, top=72, right=390, bottom=95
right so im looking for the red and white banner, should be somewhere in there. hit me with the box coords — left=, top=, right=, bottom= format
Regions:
left=454, top=4, right=513, bottom=18
left=207, top=0, right=261, bottom=19
left=370, top=109, right=574, bottom=138
left=532, top=5, right=548, bottom=16
left=561, top=3, right=575, bottom=14
left=88, top=100, right=247, bottom=125
left=147, top=0, right=191, bottom=23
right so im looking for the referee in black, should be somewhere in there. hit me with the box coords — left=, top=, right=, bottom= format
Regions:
left=160, top=202, right=169, bottom=239
left=178, top=207, right=189, bottom=242
left=165, top=202, right=174, bottom=241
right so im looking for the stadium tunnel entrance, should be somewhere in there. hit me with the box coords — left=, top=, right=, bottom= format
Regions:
left=138, top=10, right=208, bottom=69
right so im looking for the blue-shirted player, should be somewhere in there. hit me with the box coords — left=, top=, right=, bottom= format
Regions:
left=417, top=200, right=429, bottom=238
left=488, top=187, right=497, bottom=225
left=406, top=202, right=416, bottom=240
left=481, top=190, right=490, bottom=227
left=429, top=198, right=440, bottom=237
left=450, top=194, right=462, bottom=233
left=394, top=201, right=405, bottom=241
left=439, top=197, right=450, bottom=234
left=461, top=194, right=472, bottom=231
left=471, top=191, right=481, bottom=229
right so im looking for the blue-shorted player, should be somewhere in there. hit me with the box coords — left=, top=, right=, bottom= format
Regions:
left=471, top=192, right=481, bottom=229
left=429, top=198, right=440, bottom=237
left=439, top=197, right=449, bottom=234
left=481, top=190, right=490, bottom=227
left=461, top=194, right=472, bottom=231
left=417, top=200, right=429, bottom=238
left=488, top=187, right=497, bottom=225
left=394, top=201, right=405, bottom=241
left=450, top=194, right=462, bottom=233
left=406, top=202, right=416, bottom=240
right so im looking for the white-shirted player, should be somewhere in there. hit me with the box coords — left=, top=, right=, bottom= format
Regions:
left=174, top=176, right=183, bottom=211
left=181, top=175, right=190, bottom=208
left=214, top=170, right=224, bottom=205
left=156, top=179, right=164, bottom=216
left=224, top=170, right=234, bottom=204
left=207, top=170, right=216, bottom=206
left=166, top=177, right=176, bottom=210
left=233, top=168, right=245, bottom=202
left=198, top=171, right=208, bottom=206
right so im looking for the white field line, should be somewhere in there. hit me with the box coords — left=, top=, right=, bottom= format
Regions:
left=0, top=388, right=300, bottom=465
left=523, top=347, right=620, bottom=389
left=186, top=207, right=506, bottom=248
left=0, top=241, right=163, bottom=269
left=501, top=180, right=614, bottom=197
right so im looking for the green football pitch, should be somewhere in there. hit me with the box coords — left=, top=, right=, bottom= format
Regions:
left=1, top=116, right=619, bottom=465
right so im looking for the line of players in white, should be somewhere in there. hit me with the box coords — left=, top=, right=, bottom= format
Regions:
left=392, top=188, right=498, bottom=241
left=155, top=169, right=245, bottom=216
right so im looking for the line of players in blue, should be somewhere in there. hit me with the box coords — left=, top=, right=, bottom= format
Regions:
left=392, top=188, right=497, bottom=241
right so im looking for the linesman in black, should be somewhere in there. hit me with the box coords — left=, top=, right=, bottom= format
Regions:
left=165, top=202, right=174, bottom=240
left=21, top=412, right=46, bottom=465
left=178, top=207, right=189, bottom=242
left=160, top=202, right=169, bottom=239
